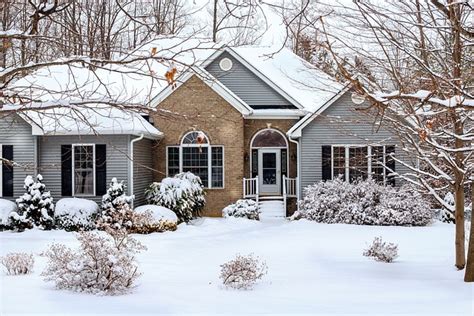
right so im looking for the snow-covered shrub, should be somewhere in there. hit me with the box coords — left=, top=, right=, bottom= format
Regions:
left=41, top=229, right=146, bottom=295
left=133, top=205, right=178, bottom=233
left=222, top=199, right=260, bottom=220
left=1, top=252, right=34, bottom=275
left=10, top=175, right=54, bottom=231
left=145, top=172, right=206, bottom=223
left=298, top=178, right=433, bottom=226
left=96, top=202, right=135, bottom=231
left=363, top=237, right=399, bottom=263
left=0, top=199, right=17, bottom=230
left=220, top=254, right=268, bottom=290
left=55, top=198, right=99, bottom=231
left=101, top=178, right=133, bottom=211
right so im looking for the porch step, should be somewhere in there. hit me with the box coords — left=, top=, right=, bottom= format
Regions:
left=259, top=200, right=286, bottom=220
left=259, top=196, right=284, bottom=200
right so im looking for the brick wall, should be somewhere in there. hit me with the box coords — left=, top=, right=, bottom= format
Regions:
left=152, top=75, right=245, bottom=216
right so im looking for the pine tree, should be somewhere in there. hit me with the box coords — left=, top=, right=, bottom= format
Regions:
left=11, top=174, right=55, bottom=231
left=101, top=178, right=133, bottom=211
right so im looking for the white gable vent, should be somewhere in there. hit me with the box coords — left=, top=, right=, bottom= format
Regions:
left=219, top=57, right=233, bottom=71
left=351, top=92, right=366, bottom=105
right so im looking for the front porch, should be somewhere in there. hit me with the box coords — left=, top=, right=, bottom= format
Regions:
left=243, top=175, right=298, bottom=218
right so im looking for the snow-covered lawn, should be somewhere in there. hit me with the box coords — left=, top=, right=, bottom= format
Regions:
left=0, top=219, right=472, bottom=315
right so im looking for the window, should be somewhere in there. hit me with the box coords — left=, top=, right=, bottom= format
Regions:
left=72, top=145, right=95, bottom=195
left=330, top=145, right=394, bottom=184
left=166, top=131, right=224, bottom=188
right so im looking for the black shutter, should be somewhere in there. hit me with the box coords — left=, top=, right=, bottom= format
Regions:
left=322, top=145, right=332, bottom=181
left=251, top=149, right=258, bottom=178
left=2, top=145, right=14, bottom=197
left=281, top=149, right=287, bottom=177
left=95, top=144, right=107, bottom=196
left=61, top=145, right=72, bottom=196
left=386, top=145, right=396, bottom=186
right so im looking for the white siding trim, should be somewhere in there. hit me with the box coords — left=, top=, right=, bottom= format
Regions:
left=0, top=144, right=2, bottom=197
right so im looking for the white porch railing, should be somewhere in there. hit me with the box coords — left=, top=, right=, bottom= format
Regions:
left=243, top=176, right=259, bottom=204
left=283, top=175, right=297, bottom=211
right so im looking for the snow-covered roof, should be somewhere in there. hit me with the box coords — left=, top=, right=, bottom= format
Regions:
left=227, top=46, right=344, bottom=112
left=19, top=106, right=162, bottom=139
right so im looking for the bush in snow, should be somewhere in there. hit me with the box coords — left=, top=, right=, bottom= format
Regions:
left=0, top=199, right=17, bottom=230
left=55, top=198, right=99, bottom=231
left=10, top=175, right=54, bottom=231
left=41, top=229, right=146, bottom=295
left=101, top=178, right=133, bottom=211
left=96, top=202, right=135, bottom=232
left=363, top=237, right=399, bottom=263
left=222, top=199, right=260, bottom=220
left=133, top=205, right=178, bottom=233
left=298, top=178, right=433, bottom=226
left=220, top=254, right=268, bottom=290
left=145, top=172, right=205, bottom=223
left=1, top=252, right=34, bottom=275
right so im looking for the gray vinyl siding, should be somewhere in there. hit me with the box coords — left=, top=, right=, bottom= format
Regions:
left=38, top=135, right=131, bottom=204
left=300, top=91, right=413, bottom=194
left=0, top=114, right=36, bottom=201
left=132, top=138, right=153, bottom=206
left=205, top=52, right=296, bottom=109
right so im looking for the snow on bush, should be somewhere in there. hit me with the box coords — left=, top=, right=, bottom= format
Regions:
left=363, top=237, right=399, bottom=263
left=101, top=178, right=133, bottom=211
left=298, top=178, right=433, bottom=226
left=1, top=252, right=34, bottom=275
left=55, top=198, right=99, bottom=231
left=145, top=172, right=205, bottom=223
left=10, top=175, right=54, bottom=231
left=41, top=229, right=146, bottom=295
left=134, top=205, right=178, bottom=232
left=220, top=254, right=268, bottom=290
left=97, top=203, right=176, bottom=234
left=0, top=199, right=17, bottom=230
left=222, top=199, right=260, bottom=220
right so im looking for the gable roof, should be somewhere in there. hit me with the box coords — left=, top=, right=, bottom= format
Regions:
left=149, top=66, right=253, bottom=116
left=287, top=83, right=352, bottom=138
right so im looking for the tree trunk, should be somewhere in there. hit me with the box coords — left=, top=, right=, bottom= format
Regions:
left=212, top=0, right=218, bottom=42
left=454, top=180, right=466, bottom=269
left=464, top=184, right=474, bottom=281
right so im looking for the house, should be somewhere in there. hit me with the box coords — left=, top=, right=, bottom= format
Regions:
left=0, top=38, right=411, bottom=216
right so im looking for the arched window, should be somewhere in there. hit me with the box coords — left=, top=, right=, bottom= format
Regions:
left=166, top=131, right=224, bottom=188
left=251, top=129, right=287, bottom=148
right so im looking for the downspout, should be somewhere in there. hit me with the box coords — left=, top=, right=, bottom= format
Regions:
left=130, top=133, right=145, bottom=208
left=288, top=136, right=301, bottom=211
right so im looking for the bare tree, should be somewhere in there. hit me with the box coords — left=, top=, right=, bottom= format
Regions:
left=300, top=0, right=473, bottom=276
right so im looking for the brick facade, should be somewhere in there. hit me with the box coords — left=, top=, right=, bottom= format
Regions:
left=152, top=75, right=245, bottom=216
left=152, top=75, right=300, bottom=217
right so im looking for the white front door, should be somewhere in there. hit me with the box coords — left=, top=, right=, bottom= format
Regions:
left=258, top=149, right=281, bottom=195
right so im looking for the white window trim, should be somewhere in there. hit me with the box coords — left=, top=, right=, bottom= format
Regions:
left=166, top=133, right=225, bottom=189
left=0, top=144, right=3, bottom=197
left=330, top=145, right=389, bottom=184
left=72, top=144, right=96, bottom=197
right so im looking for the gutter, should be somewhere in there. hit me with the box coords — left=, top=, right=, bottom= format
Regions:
left=130, top=133, right=145, bottom=208
left=288, top=136, right=301, bottom=211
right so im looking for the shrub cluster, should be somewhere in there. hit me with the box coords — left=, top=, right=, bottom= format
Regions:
left=1, top=252, right=35, bottom=275
left=222, top=199, right=260, bottom=220
left=41, top=229, right=146, bottom=295
left=145, top=172, right=205, bottom=223
left=363, top=236, right=399, bottom=263
left=220, top=254, right=268, bottom=290
left=298, top=178, right=433, bottom=226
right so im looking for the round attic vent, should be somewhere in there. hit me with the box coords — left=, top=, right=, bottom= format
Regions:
left=351, top=92, right=366, bottom=105
left=219, top=57, right=233, bottom=71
